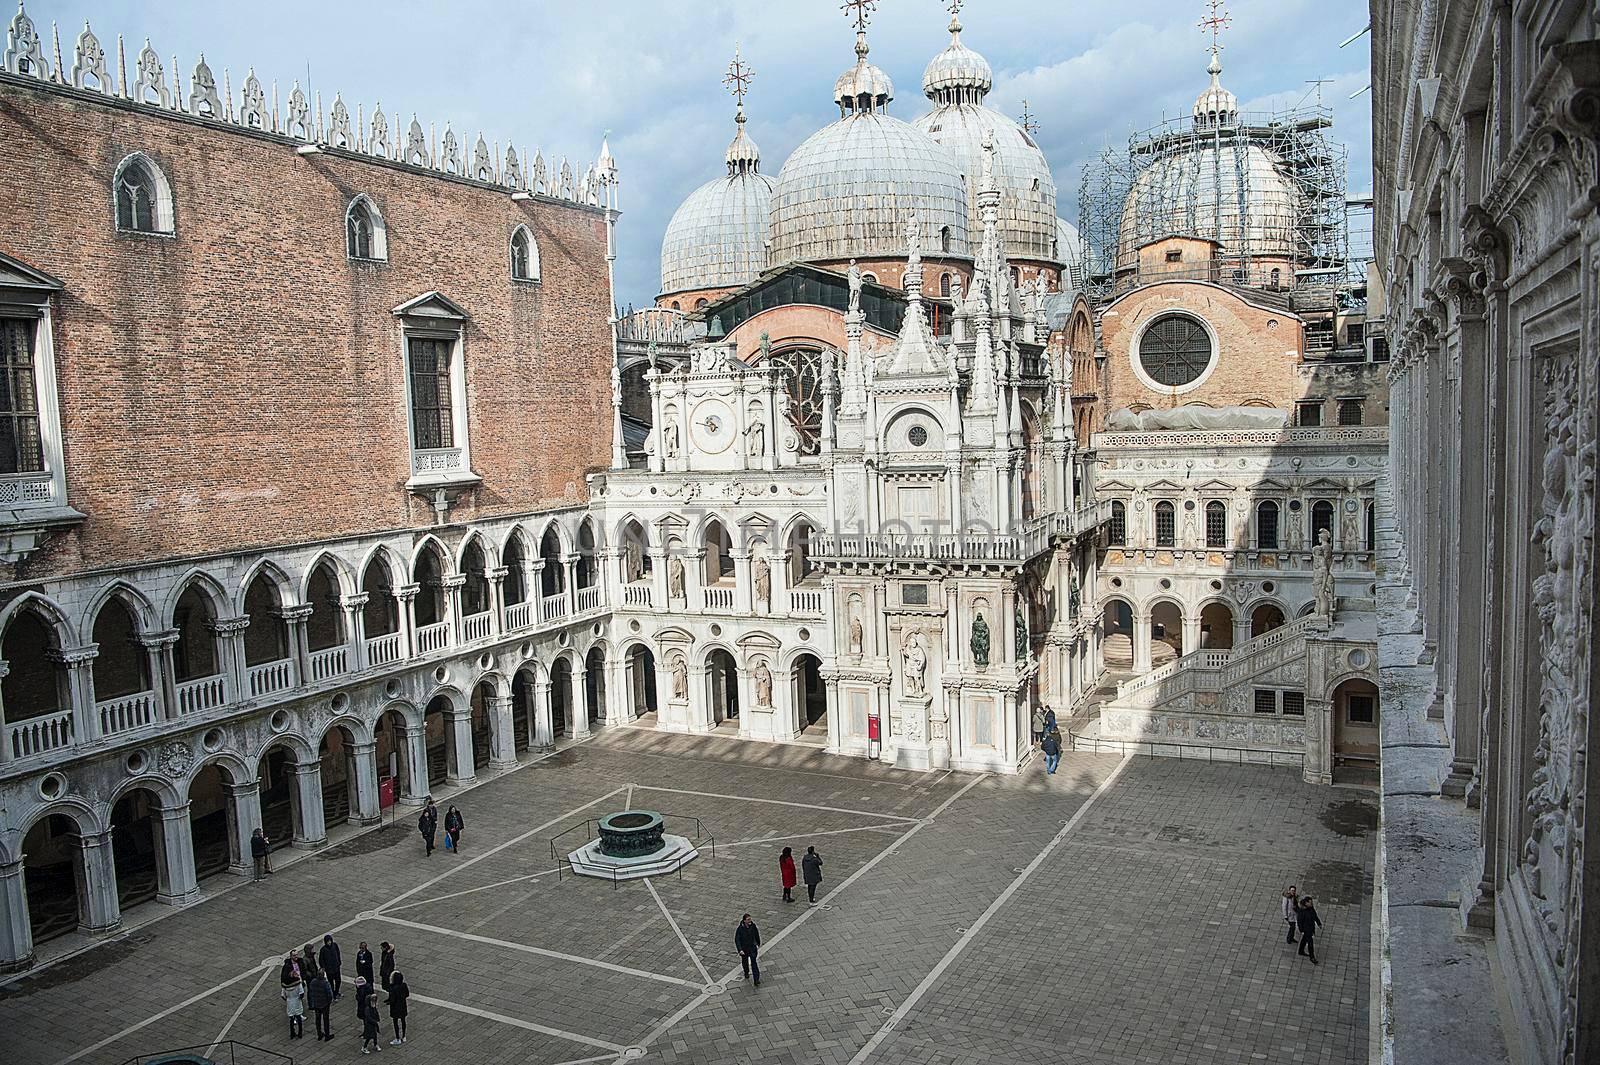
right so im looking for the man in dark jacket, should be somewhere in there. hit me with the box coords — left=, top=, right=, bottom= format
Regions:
left=734, top=914, right=761, bottom=986
left=319, top=934, right=343, bottom=999
left=1041, top=729, right=1062, bottom=774
left=1296, top=896, right=1323, bottom=964
left=353, top=976, right=372, bottom=1035
left=250, top=828, right=271, bottom=881
left=418, top=801, right=438, bottom=857
left=307, top=971, right=334, bottom=1041
left=355, top=942, right=375, bottom=990
left=801, top=847, right=824, bottom=904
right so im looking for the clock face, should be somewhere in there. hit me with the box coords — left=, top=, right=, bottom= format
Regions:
left=691, top=399, right=735, bottom=454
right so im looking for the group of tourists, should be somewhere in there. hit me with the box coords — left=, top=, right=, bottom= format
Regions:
left=1032, top=707, right=1064, bottom=773
left=1281, top=885, right=1324, bottom=964
left=416, top=799, right=465, bottom=856
left=738, top=844, right=827, bottom=988
left=278, top=935, right=411, bottom=1051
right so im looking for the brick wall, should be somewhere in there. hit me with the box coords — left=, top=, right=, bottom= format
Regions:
left=0, top=80, right=614, bottom=579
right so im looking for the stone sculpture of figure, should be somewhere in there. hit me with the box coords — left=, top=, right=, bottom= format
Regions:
left=753, top=556, right=771, bottom=605
left=610, top=365, right=622, bottom=407
left=1341, top=510, right=1359, bottom=547
left=667, top=555, right=686, bottom=601
left=1015, top=604, right=1029, bottom=660
left=1069, top=575, right=1081, bottom=619
left=970, top=612, right=991, bottom=669
left=902, top=632, right=928, bottom=698
left=753, top=660, right=773, bottom=707
left=847, top=259, right=862, bottom=314
left=1312, top=528, right=1336, bottom=616
left=662, top=420, right=680, bottom=458
left=759, top=331, right=773, bottom=361
left=848, top=613, right=864, bottom=656
left=905, top=214, right=920, bottom=262
left=670, top=655, right=688, bottom=700
left=745, top=419, right=765, bottom=458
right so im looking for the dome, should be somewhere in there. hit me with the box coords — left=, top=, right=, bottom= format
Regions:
left=1192, top=50, right=1238, bottom=130
left=922, top=14, right=992, bottom=103
left=1116, top=142, right=1301, bottom=267
left=915, top=106, right=1057, bottom=261
left=660, top=111, right=775, bottom=297
left=834, top=31, right=894, bottom=114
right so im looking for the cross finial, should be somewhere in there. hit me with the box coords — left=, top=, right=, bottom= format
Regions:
left=1019, top=99, right=1040, bottom=137
left=946, top=0, right=964, bottom=18
left=1198, top=0, right=1231, bottom=53
left=723, top=44, right=754, bottom=110
left=841, top=0, right=877, bottom=34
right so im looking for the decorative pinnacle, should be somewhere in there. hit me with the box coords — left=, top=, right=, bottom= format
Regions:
left=842, top=0, right=877, bottom=34
left=723, top=43, right=754, bottom=112
left=946, top=0, right=963, bottom=32
left=1198, top=0, right=1231, bottom=53
left=1019, top=99, right=1039, bottom=137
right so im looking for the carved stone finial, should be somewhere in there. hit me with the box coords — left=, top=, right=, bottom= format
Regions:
left=404, top=115, right=427, bottom=166
left=286, top=82, right=310, bottom=140
left=369, top=102, right=390, bottom=158
left=328, top=93, right=352, bottom=149
left=188, top=52, right=218, bottom=116
left=4, top=2, right=50, bottom=79
left=504, top=144, right=523, bottom=188
left=71, top=20, right=107, bottom=92
left=132, top=38, right=170, bottom=107
left=238, top=68, right=266, bottom=129
left=472, top=133, right=492, bottom=182
left=440, top=125, right=460, bottom=174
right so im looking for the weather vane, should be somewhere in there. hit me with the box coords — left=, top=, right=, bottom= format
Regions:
left=842, top=0, right=878, bottom=33
left=1019, top=99, right=1040, bottom=137
left=1198, top=0, right=1231, bottom=52
left=723, top=44, right=754, bottom=110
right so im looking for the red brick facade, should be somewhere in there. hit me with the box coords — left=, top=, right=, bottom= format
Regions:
left=0, top=80, right=614, bottom=578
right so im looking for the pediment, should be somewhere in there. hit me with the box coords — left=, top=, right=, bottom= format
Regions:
left=1144, top=478, right=1187, bottom=493
left=0, top=250, right=63, bottom=304
left=1095, top=479, right=1137, bottom=494
left=393, top=291, right=470, bottom=321
left=652, top=625, right=696, bottom=646
left=1192, top=479, right=1237, bottom=493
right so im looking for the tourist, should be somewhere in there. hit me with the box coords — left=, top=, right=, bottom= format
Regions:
left=360, top=985, right=383, bottom=1054
left=353, top=976, right=373, bottom=1034
left=251, top=828, right=272, bottom=881
left=387, top=970, right=411, bottom=1045
left=355, top=941, right=375, bottom=988
left=734, top=913, right=762, bottom=987
left=1040, top=728, right=1062, bottom=774
left=279, top=952, right=301, bottom=989
left=418, top=801, right=438, bottom=857
left=779, top=846, right=797, bottom=903
left=1296, top=896, right=1322, bottom=964
left=443, top=805, right=464, bottom=853
left=802, top=846, right=823, bottom=904
left=1282, top=886, right=1299, bottom=944
left=1042, top=708, right=1058, bottom=735
left=299, top=942, right=321, bottom=984
left=1031, top=705, right=1046, bottom=746
left=379, top=942, right=397, bottom=990
left=307, top=968, right=334, bottom=1041
left=319, top=933, right=343, bottom=998
left=281, top=971, right=306, bottom=1040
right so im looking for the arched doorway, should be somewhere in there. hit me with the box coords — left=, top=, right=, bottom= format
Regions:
left=318, top=726, right=355, bottom=829
left=626, top=644, right=657, bottom=720
left=550, top=659, right=571, bottom=737
left=422, top=696, right=452, bottom=787
left=1101, top=599, right=1134, bottom=669
left=584, top=646, right=607, bottom=727
left=706, top=649, right=739, bottom=727
left=1250, top=603, right=1286, bottom=638
left=412, top=543, right=448, bottom=651
left=256, top=744, right=298, bottom=849
left=1199, top=601, right=1235, bottom=650
left=469, top=682, right=494, bottom=770
left=792, top=653, right=826, bottom=739
left=172, top=581, right=225, bottom=710
left=373, top=709, right=413, bottom=807
left=1149, top=601, right=1183, bottom=662
left=1332, top=678, right=1380, bottom=777
left=109, top=788, right=163, bottom=909
left=187, top=762, right=236, bottom=880
left=361, top=554, right=401, bottom=665
left=510, top=671, right=534, bottom=752
left=2, top=603, right=71, bottom=752
left=21, top=814, right=86, bottom=945
left=241, top=571, right=292, bottom=695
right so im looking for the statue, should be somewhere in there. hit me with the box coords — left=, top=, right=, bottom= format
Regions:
left=1312, top=528, right=1336, bottom=616
left=1015, top=604, right=1029, bottom=660
left=753, top=556, right=770, bottom=605
left=758, top=330, right=772, bottom=361
left=971, top=612, right=991, bottom=669
left=667, top=555, right=686, bottom=601
left=847, top=259, right=862, bottom=315
left=753, top=660, right=773, bottom=707
left=905, top=214, right=921, bottom=263
left=610, top=365, right=622, bottom=407
left=901, top=631, right=928, bottom=698
left=670, top=655, right=688, bottom=700
left=1068, top=575, right=1080, bottom=619
left=848, top=613, right=864, bottom=656
left=662, top=420, right=680, bottom=457
left=1341, top=510, right=1359, bottom=547
left=745, top=419, right=765, bottom=458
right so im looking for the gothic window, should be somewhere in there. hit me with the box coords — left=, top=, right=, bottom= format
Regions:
left=1108, top=501, right=1127, bottom=546
left=695, top=298, right=709, bottom=309
left=346, top=195, right=387, bottom=261
left=509, top=226, right=539, bottom=281
left=1256, top=500, right=1280, bottom=549
left=1338, top=399, right=1364, bottom=425
left=1137, top=313, right=1213, bottom=388
left=1205, top=500, right=1227, bottom=548
left=763, top=345, right=824, bottom=456
left=940, top=273, right=951, bottom=297
left=1154, top=501, right=1175, bottom=547
left=113, top=153, right=173, bottom=234
left=861, top=273, right=877, bottom=284
left=408, top=337, right=454, bottom=450
left=1311, top=500, right=1335, bottom=543
left=0, top=318, right=43, bottom=475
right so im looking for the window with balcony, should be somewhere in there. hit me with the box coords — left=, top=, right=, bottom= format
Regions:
left=395, top=293, right=477, bottom=490
left=0, top=255, right=75, bottom=534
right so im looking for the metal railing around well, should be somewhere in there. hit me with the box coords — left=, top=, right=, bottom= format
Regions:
left=116, top=1041, right=294, bottom=1065
left=548, top=812, right=717, bottom=889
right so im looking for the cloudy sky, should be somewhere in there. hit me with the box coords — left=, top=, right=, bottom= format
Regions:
left=67, top=0, right=1373, bottom=306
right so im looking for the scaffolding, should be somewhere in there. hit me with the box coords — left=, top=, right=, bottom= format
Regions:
left=1077, top=102, right=1356, bottom=311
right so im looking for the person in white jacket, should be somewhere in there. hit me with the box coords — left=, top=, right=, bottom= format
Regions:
left=1282, top=886, right=1299, bottom=944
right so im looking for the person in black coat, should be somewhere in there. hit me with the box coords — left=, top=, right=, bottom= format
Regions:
left=355, top=941, right=375, bottom=987
left=418, top=801, right=438, bottom=857
left=360, top=986, right=382, bottom=1053
left=251, top=828, right=271, bottom=881
left=386, top=971, right=411, bottom=1045
left=379, top=942, right=397, bottom=990
left=353, top=975, right=372, bottom=1034
left=306, top=971, right=334, bottom=1041
left=734, top=914, right=761, bottom=986
left=299, top=943, right=321, bottom=984
left=1296, top=896, right=1323, bottom=964
left=319, top=934, right=343, bottom=999
left=443, top=806, right=464, bottom=853
left=801, top=846, right=824, bottom=904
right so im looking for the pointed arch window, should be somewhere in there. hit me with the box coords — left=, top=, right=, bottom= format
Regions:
left=510, top=226, right=539, bottom=282
left=113, top=153, right=174, bottom=234
left=346, top=195, right=388, bottom=261
left=940, top=273, right=951, bottom=297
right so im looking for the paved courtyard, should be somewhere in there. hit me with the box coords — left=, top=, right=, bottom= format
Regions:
left=0, top=729, right=1375, bottom=1065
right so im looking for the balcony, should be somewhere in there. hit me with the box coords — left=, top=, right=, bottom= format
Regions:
left=577, top=586, right=601, bottom=613
left=623, top=583, right=652, bottom=608
left=248, top=658, right=295, bottom=698
left=504, top=600, right=533, bottom=631
left=540, top=594, right=568, bottom=622
left=703, top=585, right=735, bottom=610
left=789, top=588, right=825, bottom=616
left=97, top=691, right=157, bottom=737
left=175, top=674, right=228, bottom=716
left=365, top=631, right=403, bottom=666
left=462, top=611, right=493, bottom=643
left=308, top=646, right=348, bottom=683
left=416, top=621, right=450, bottom=654
left=7, top=708, right=74, bottom=758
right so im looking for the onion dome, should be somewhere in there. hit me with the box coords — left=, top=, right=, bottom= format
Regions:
left=1192, top=50, right=1238, bottom=130
left=922, top=12, right=993, bottom=106
left=659, top=108, right=776, bottom=297
left=769, top=32, right=969, bottom=265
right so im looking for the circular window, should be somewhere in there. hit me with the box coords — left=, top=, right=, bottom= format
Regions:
left=1210, top=580, right=1223, bottom=591
left=797, top=627, right=811, bottom=641
left=908, top=425, right=929, bottom=447
left=710, top=623, right=723, bottom=637
left=38, top=773, right=65, bottom=800
left=629, top=619, right=641, bottom=633
left=1111, top=577, right=1123, bottom=588
left=270, top=709, right=290, bottom=732
left=1288, top=499, right=1302, bottom=512
left=434, top=666, right=449, bottom=684
left=1159, top=579, right=1172, bottom=590
left=331, top=693, right=350, bottom=714
left=1262, top=581, right=1276, bottom=593
left=384, top=678, right=402, bottom=699
left=126, top=750, right=149, bottom=775
left=1183, top=499, right=1195, bottom=511
left=203, top=727, right=226, bottom=752
left=1135, top=313, right=1215, bottom=391
left=478, top=653, right=494, bottom=670
left=521, top=641, right=534, bottom=658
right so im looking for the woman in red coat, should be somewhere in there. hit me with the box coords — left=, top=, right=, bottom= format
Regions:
left=779, top=846, right=797, bottom=903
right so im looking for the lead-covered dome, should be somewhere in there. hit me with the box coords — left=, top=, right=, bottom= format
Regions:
left=769, top=33, right=969, bottom=265
left=913, top=14, right=1058, bottom=263
left=660, top=110, right=776, bottom=297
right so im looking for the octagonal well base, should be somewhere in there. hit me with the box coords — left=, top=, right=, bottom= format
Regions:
left=566, top=833, right=699, bottom=881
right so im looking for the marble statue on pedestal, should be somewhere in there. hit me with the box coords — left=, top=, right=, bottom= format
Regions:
left=902, top=632, right=928, bottom=697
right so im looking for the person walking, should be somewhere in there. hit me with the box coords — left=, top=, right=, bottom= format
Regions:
left=360, top=985, right=382, bottom=1054
left=779, top=847, right=797, bottom=903
left=1042, top=707, right=1058, bottom=735
left=1296, top=895, right=1323, bottom=964
left=1031, top=705, right=1046, bottom=746
left=387, top=970, right=411, bottom=1045
left=418, top=801, right=438, bottom=857
left=802, top=846, right=823, bottom=904
left=355, top=941, right=375, bottom=989
left=281, top=973, right=306, bottom=1040
left=1281, top=886, right=1299, bottom=944
left=251, top=828, right=272, bottom=881
left=734, top=913, right=761, bottom=987
left=319, top=933, right=343, bottom=999
left=1041, top=728, right=1062, bottom=774
left=307, top=969, right=334, bottom=1041
left=443, top=805, right=464, bottom=854
left=379, top=942, right=397, bottom=991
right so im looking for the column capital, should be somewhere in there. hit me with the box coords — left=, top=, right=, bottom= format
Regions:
left=136, top=629, right=181, bottom=650
left=399, top=722, right=427, bottom=737
left=287, top=760, right=322, bottom=778
left=210, top=615, right=251, bottom=636
left=395, top=583, right=421, bottom=602
left=487, top=694, right=514, bottom=710
left=340, top=593, right=371, bottom=610
left=48, top=643, right=98, bottom=666
left=223, top=778, right=261, bottom=798
left=276, top=604, right=315, bottom=623
left=441, top=574, right=467, bottom=590
left=486, top=566, right=510, bottom=581
left=348, top=739, right=378, bottom=755
left=155, top=801, right=193, bottom=822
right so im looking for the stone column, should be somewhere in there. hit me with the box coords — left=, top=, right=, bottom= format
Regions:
left=279, top=605, right=313, bottom=687
left=347, top=740, right=381, bottom=825
left=488, top=695, right=518, bottom=769
left=75, top=831, right=120, bottom=935
left=342, top=594, right=370, bottom=672
left=211, top=616, right=251, bottom=703
left=154, top=802, right=201, bottom=905
left=1181, top=614, right=1201, bottom=658
left=529, top=561, right=548, bottom=619
left=605, top=656, right=631, bottom=726
left=395, top=585, right=420, bottom=659
left=824, top=677, right=842, bottom=751
left=288, top=761, right=327, bottom=846
left=56, top=645, right=100, bottom=745
left=731, top=550, right=753, bottom=613
left=1302, top=700, right=1332, bottom=786
left=533, top=679, right=555, bottom=749
left=562, top=555, right=580, bottom=616
left=398, top=724, right=430, bottom=804
left=486, top=567, right=508, bottom=636
left=687, top=663, right=714, bottom=732
left=570, top=668, right=592, bottom=738
left=444, top=710, right=476, bottom=784
left=1132, top=611, right=1153, bottom=673
left=223, top=779, right=262, bottom=876
left=0, top=859, right=33, bottom=972
left=140, top=631, right=179, bottom=721
left=687, top=549, right=707, bottom=611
